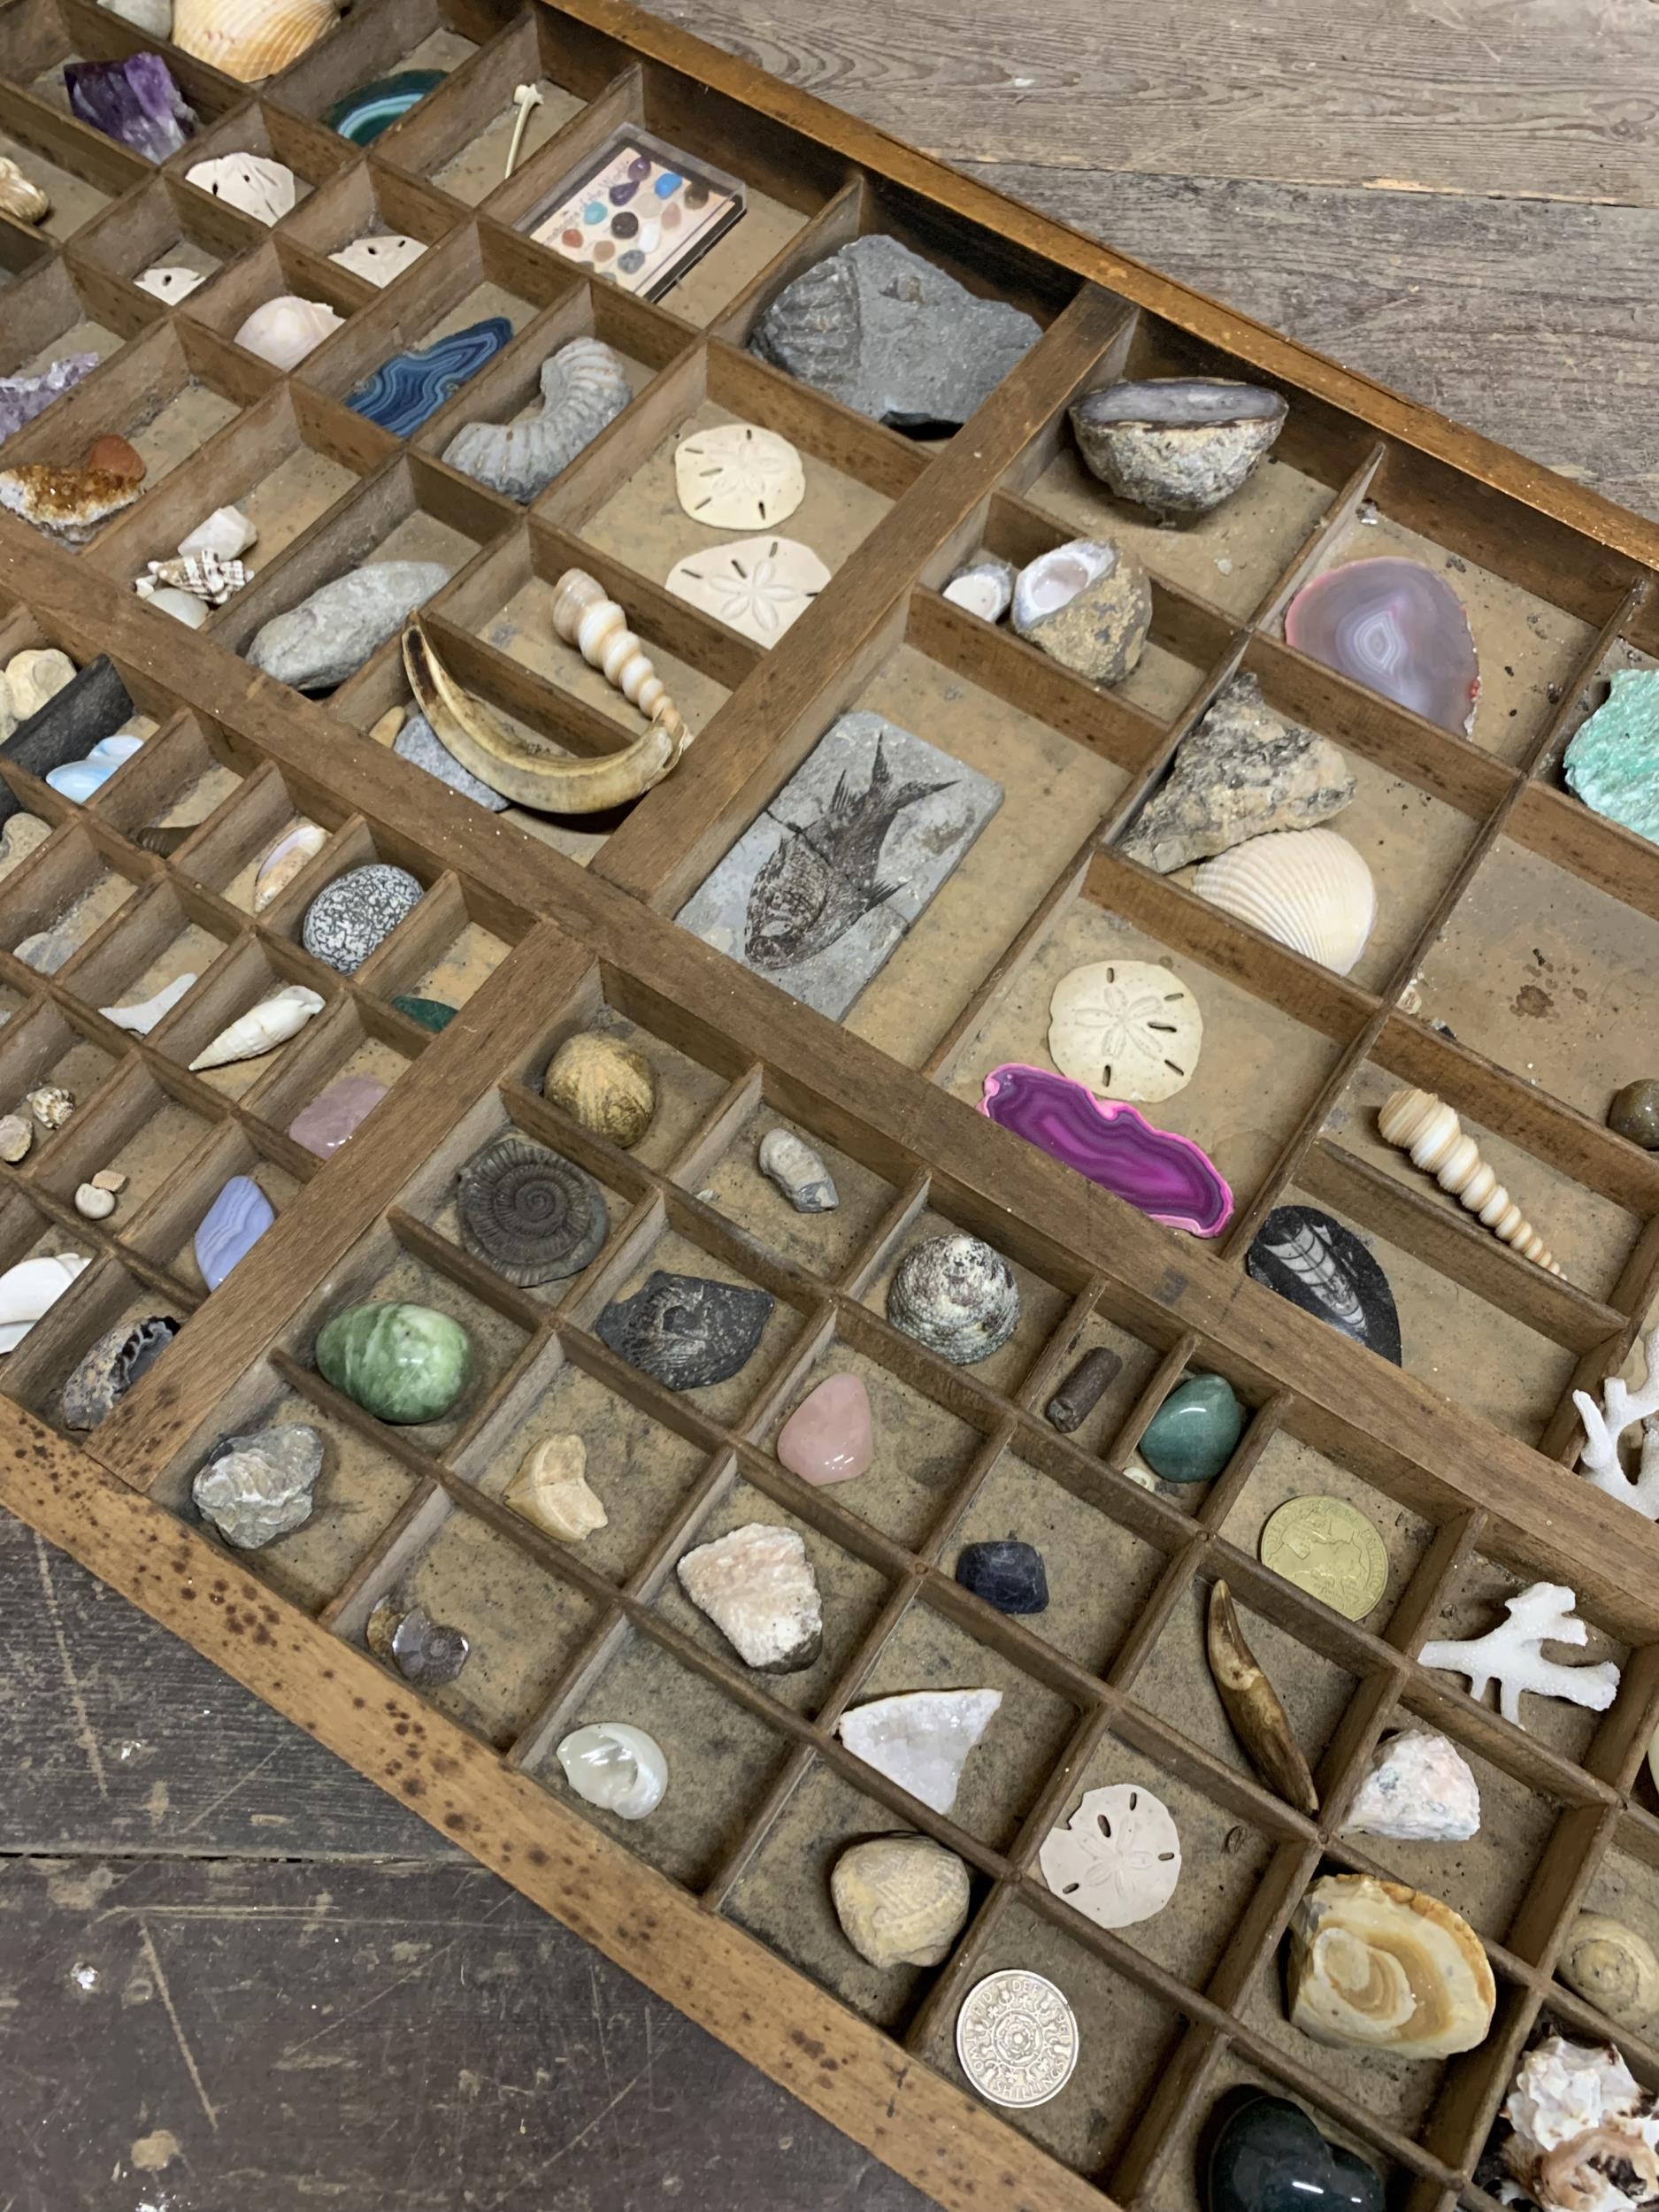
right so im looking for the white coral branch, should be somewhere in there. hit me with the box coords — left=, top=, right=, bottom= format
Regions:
left=1574, top=1325, right=1659, bottom=1517
left=1419, top=1583, right=1622, bottom=1732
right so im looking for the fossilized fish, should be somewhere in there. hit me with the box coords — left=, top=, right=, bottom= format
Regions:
left=743, top=738, right=955, bottom=972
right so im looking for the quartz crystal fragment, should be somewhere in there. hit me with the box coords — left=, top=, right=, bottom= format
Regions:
left=193, top=1423, right=324, bottom=1548
left=836, top=1688, right=1002, bottom=1816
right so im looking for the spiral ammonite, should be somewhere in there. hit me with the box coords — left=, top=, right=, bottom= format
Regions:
left=456, top=1134, right=609, bottom=1286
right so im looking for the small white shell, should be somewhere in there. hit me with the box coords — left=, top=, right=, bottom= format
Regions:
left=135, top=263, right=206, bottom=303
left=252, top=821, right=326, bottom=910
left=1192, top=826, right=1375, bottom=976
left=185, top=152, right=298, bottom=225
left=673, top=422, right=804, bottom=530
left=328, top=234, right=426, bottom=287
left=74, top=1182, right=115, bottom=1219
left=0, top=1252, right=90, bottom=1352
left=101, top=972, right=197, bottom=1034
left=188, top=983, right=324, bottom=1071
left=556, top=1723, right=667, bottom=1819
left=234, top=296, right=344, bottom=371
left=27, top=1085, right=74, bottom=1129
left=180, top=506, right=257, bottom=561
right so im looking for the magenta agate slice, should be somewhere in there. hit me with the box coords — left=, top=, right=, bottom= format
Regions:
left=979, top=1064, right=1233, bottom=1237
left=1285, top=557, right=1479, bottom=735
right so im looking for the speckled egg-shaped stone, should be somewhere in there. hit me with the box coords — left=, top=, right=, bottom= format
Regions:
left=301, top=863, right=423, bottom=974
left=315, top=1301, right=471, bottom=1424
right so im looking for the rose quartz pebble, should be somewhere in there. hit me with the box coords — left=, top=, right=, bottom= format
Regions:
left=777, top=1373, right=873, bottom=1485
left=287, top=1074, right=388, bottom=1159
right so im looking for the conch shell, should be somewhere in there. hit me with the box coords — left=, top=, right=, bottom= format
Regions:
left=1206, top=1579, right=1317, bottom=1814
left=140, top=552, right=249, bottom=606
left=172, top=0, right=338, bottom=81
left=1379, top=1086, right=1560, bottom=1272
left=1286, top=1872, right=1494, bottom=2056
left=402, top=574, right=692, bottom=814
left=188, top=983, right=324, bottom=1071
left=0, top=157, right=49, bottom=224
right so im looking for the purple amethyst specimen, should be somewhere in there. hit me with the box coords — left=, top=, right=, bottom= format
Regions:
left=65, top=54, right=197, bottom=161
left=1285, top=557, right=1479, bottom=736
left=978, top=1063, right=1233, bottom=1237
left=193, top=1173, right=275, bottom=1291
left=0, top=354, right=99, bottom=446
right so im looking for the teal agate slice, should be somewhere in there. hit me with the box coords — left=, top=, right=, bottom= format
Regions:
left=1564, top=668, right=1659, bottom=845
left=347, top=316, right=512, bottom=437
left=324, top=70, right=445, bottom=144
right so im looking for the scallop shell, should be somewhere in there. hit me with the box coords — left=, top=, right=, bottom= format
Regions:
left=1286, top=1872, right=1494, bottom=2056
left=173, top=0, right=337, bottom=81
left=0, top=1252, right=90, bottom=1353
left=887, top=1232, right=1019, bottom=1366
left=234, top=296, right=344, bottom=371
left=456, top=1133, right=609, bottom=1286
left=1047, top=958, right=1203, bottom=1102
left=135, top=264, right=206, bottom=303
left=0, top=157, right=50, bottom=224
left=1558, top=1913, right=1659, bottom=2030
left=442, top=337, right=632, bottom=503
left=1192, top=826, right=1375, bottom=975
left=327, top=233, right=426, bottom=287
left=185, top=152, right=298, bottom=225
left=188, top=983, right=324, bottom=1071
left=543, top=1032, right=656, bottom=1148
left=673, top=422, right=804, bottom=530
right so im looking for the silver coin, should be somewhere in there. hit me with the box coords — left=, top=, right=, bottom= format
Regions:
left=955, top=1969, right=1079, bottom=2108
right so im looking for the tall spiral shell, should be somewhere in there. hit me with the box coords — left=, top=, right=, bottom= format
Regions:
left=550, top=569, right=686, bottom=743
left=456, top=1133, right=609, bottom=1286
left=1378, top=1086, right=1560, bottom=1273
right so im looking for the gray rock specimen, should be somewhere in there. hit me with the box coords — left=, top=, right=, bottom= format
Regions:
left=676, top=710, right=1001, bottom=1020
left=0, top=353, right=98, bottom=444
left=1121, top=673, right=1356, bottom=873
left=1069, top=378, right=1286, bottom=519
left=395, top=710, right=508, bottom=811
left=442, top=337, right=632, bottom=503
left=193, top=1422, right=324, bottom=1548
left=247, top=562, right=449, bottom=692
left=596, top=1270, right=772, bottom=1391
left=1011, top=539, right=1150, bottom=685
left=302, top=862, right=423, bottom=973
left=62, top=1314, right=179, bottom=1430
left=750, top=235, right=1040, bottom=430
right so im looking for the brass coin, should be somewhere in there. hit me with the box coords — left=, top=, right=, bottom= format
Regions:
left=1259, top=1494, right=1388, bottom=1620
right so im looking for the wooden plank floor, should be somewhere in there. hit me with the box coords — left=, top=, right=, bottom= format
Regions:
left=4, top=2, right=1653, bottom=2202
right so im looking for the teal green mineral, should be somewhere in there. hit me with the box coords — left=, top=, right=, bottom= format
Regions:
left=391, top=995, right=457, bottom=1033
left=1563, top=669, right=1659, bottom=844
left=1139, top=1371, right=1244, bottom=1483
left=316, top=1301, right=471, bottom=1424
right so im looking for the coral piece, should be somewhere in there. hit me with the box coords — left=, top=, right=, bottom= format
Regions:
left=1038, top=1783, right=1182, bottom=1930
left=757, top=1126, right=838, bottom=1211
left=1207, top=1579, right=1317, bottom=1812
left=943, top=552, right=1016, bottom=624
left=543, top=1032, right=656, bottom=1148
left=831, top=1836, right=971, bottom=1970
left=1379, top=1086, right=1560, bottom=1272
left=1122, top=673, right=1355, bottom=873
left=1287, top=1872, right=1494, bottom=2055
left=1286, top=557, right=1479, bottom=736
left=664, top=534, right=829, bottom=647
left=172, top=0, right=338, bottom=82
left=0, top=463, right=143, bottom=543
left=887, top=1231, right=1020, bottom=1365
left=676, top=1522, right=823, bottom=1671
left=979, top=1064, right=1233, bottom=1236
left=0, top=355, right=97, bottom=445
left=0, top=1253, right=89, bottom=1352
left=1194, top=826, right=1375, bottom=975
left=555, top=1723, right=666, bottom=1818
left=751, top=234, right=1040, bottom=430
left=1046, top=956, right=1203, bottom=1102
left=836, top=1688, right=1002, bottom=1815
left=1011, top=537, right=1151, bottom=684
left=597, top=1271, right=772, bottom=1391
left=1340, top=1729, right=1480, bottom=1842
left=456, top=1133, right=608, bottom=1286
left=185, top=152, right=296, bottom=223
left=188, top=983, right=324, bottom=1070
left=1574, top=1323, right=1659, bottom=1517
left=193, top=1423, right=324, bottom=1548
left=1565, top=670, right=1659, bottom=847
left=250, top=561, right=449, bottom=692
left=65, top=55, right=196, bottom=160
left=442, top=336, right=630, bottom=502
left=1503, top=2037, right=1659, bottom=2212
left=506, top=1433, right=607, bottom=1542
left=1071, top=376, right=1287, bottom=518
left=1419, top=1583, right=1621, bottom=1732
left=673, top=421, right=803, bottom=529
left=324, top=70, right=444, bottom=143
left=0, top=156, right=49, bottom=224
left=1561, top=1916, right=1659, bottom=2032
left=347, top=317, right=511, bottom=436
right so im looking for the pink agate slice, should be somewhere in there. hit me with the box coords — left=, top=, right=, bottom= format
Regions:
left=776, top=1373, right=873, bottom=1485
left=287, top=1073, right=388, bottom=1159
left=979, top=1064, right=1232, bottom=1237
left=1286, top=557, right=1479, bottom=735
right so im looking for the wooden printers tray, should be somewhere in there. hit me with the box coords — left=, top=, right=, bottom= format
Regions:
left=4, top=0, right=1659, bottom=2208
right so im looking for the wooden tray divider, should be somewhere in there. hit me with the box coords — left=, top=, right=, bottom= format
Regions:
left=706, top=174, right=867, bottom=350
left=1249, top=442, right=1391, bottom=626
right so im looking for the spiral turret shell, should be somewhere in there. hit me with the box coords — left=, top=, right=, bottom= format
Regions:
left=1378, top=1087, right=1560, bottom=1273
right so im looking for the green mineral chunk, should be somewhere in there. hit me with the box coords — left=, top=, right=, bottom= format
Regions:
left=1138, top=1371, right=1245, bottom=1484
left=392, top=995, right=457, bottom=1033
left=315, top=1301, right=471, bottom=1425
left=1563, top=669, right=1659, bottom=843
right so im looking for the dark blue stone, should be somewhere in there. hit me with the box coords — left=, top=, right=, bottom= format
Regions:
left=346, top=316, right=512, bottom=437
left=1207, top=2093, right=1383, bottom=2212
left=956, top=1540, right=1048, bottom=1615
left=1245, top=1204, right=1402, bottom=1367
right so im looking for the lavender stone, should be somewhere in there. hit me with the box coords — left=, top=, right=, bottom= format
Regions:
left=1286, top=558, right=1479, bottom=736
left=0, top=354, right=98, bottom=446
left=65, top=54, right=196, bottom=160
left=194, top=1173, right=274, bottom=1290
left=979, top=1064, right=1233, bottom=1237
left=288, top=1074, right=388, bottom=1158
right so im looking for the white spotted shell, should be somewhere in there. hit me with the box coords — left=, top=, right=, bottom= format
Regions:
left=887, top=1233, right=1019, bottom=1366
left=185, top=152, right=298, bottom=225
left=1192, top=826, right=1375, bottom=976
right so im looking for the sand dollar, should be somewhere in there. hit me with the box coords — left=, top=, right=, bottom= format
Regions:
left=673, top=421, right=804, bottom=530
left=665, top=534, right=829, bottom=646
left=1047, top=959, right=1203, bottom=1102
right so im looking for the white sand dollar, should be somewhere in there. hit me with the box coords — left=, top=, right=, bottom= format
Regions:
left=665, top=534, right=829, bottom=647
left=673, top=421, right=804, bottom=530
left=1037, top=1783, right=1180, bottom=1930
left=1047, top=958, right=1203, bottom=1102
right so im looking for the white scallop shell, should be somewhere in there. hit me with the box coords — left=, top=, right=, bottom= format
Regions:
left=1047, top=958, right=1203, bottom=1102
left=188, top=984, right=324, bottom=1071
left=328, top=234, right=426, bottom=287
left=0, top=1252, right=90, bottom=1353
left=673, top=422, right=804, bottom=530
left=173, top=0, right=337, bottom=81
left=135, top=264, right=206, bottom=303
left=664, top=534, right=829, bottom=647
left=234, top=296, right=343, bottom=371
left=180, top=506, right=257, bottom=561
left=1192, top=826, right=1375, bottom=976
left=186, top=153, right=299, bottom=226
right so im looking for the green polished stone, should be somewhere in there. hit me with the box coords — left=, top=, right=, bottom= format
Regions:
left=1564, top=668, right=1659, bottom=845
left=1208, top=2092, right=1382, bottom=2212
left=1138, top=1371, right=1244, bottom=1483
left=316, top=1301, right=471, bottom=1425
left=392, top=995, right=457, bottom=1033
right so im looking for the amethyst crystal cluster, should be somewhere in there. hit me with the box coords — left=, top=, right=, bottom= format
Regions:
left=65, top=54, right=197, bottom=161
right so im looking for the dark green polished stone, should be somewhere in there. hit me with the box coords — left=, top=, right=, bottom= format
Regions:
left=1139, top=1371, right=1245, bottom=1484
left=392, top=994, right=457, bottom=1033
left=1609, top=1079, right=1659, bottom=1148
left=323, top=69, right=444, bottom=143
left=1208, top=2093, right=1383, bottom=2212
left=315, top=1301, right=470, bottom=1425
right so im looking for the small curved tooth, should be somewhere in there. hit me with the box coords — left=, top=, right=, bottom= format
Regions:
left=402, top=616, right=692, bottom=816
left=1206, top=1578, right=1318, bottom=1815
